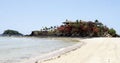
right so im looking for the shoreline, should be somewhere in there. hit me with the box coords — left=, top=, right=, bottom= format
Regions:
left=0, top=36, right=84, bottom=43
left=40, top=37, right=120, bottom=63
left=18, top=38, right=84, bottom=63
left=2, top=36, right=120, bottom=63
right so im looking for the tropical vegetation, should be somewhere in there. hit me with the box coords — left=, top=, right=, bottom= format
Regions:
left=30, top=19, right=119, bottom=37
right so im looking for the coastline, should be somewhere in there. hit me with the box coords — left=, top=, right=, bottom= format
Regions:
left=3, top=36, right=120, bottom=63
left=40, top=37, right=120, bottom=63
left=18, top=37, right=84, bottom=63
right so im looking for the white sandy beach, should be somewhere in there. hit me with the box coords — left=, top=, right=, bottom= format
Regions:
left=38, top=37, right=120, bottom=63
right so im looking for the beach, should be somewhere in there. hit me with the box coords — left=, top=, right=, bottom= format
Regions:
left=37, top=37, right=120, bottom=63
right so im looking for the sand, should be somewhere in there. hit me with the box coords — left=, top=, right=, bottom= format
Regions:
left=39, top=37, right=120, bottom=63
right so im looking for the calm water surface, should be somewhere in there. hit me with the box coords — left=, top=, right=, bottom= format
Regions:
left=0, top=37, right=76, bottom=63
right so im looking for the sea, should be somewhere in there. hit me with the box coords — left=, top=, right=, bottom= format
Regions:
left=0, top=37, right=76, bottom=63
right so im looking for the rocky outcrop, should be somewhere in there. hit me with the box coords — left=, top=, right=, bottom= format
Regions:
left=30, top=31, right=48, bottom=36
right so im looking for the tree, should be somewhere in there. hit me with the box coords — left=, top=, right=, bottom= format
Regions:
left=108, top=28, right=116, bottom=37
left=95, top=19, right=99, bottom=23
left=76, top=20, right=79, bottom=24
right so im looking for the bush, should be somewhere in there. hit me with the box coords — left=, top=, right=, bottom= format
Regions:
left=108, top=28, right=116, bottom=37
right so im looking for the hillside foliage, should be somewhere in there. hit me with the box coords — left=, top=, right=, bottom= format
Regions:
left=30, top=20, right=118, bottom=37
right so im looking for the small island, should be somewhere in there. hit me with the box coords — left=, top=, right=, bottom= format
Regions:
left=2, top=29, right=23, bottom=36
left=30, top=20, right=119, bottom=37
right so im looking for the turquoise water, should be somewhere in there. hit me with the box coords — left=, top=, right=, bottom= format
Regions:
left=0, top=37, right=76, bottom=63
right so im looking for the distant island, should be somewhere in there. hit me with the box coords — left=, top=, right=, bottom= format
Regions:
left=1, top=29, right=23, bottom=36
left=1, top=20, right=119, bottom=37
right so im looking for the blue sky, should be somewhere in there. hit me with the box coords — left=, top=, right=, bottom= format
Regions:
left=0, top=0, right=120, bottom=35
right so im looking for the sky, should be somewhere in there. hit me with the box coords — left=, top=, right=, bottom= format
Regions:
left=0, top=0, right=120, bottom=35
